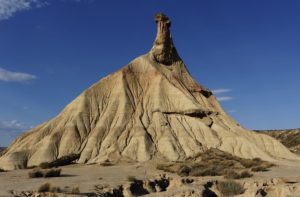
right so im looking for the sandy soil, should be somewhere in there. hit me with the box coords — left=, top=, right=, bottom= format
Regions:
left=0, top=160, right=299, bottom=196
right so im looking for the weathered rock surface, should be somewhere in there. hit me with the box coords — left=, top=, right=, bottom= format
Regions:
left=0, top=13, right=299, bottom=170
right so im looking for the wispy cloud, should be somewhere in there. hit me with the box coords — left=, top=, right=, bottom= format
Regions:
left=0, top=67, right=37, bottom=82
left=0, top=0, right=86, bottom=21
left=0, top=120, right=31, bottom=131
left=212, top=88, right=232, bottom=94
left=0, top=0, right=48, bottom=21
left=0, top=120, right=33, bottom=146
left=217, top=96, right=234, bottom=102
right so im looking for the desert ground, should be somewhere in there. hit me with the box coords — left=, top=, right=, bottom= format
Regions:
left=0, top=155, right=299, bottom=197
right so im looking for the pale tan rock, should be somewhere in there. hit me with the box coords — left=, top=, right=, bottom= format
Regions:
left=0, top=13, right=299, bottom=170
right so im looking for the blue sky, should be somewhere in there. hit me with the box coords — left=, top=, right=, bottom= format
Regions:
left=0, top=0, right=300, bottom=146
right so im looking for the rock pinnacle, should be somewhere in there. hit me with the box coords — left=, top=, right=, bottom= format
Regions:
left=150, top=13, right=180, bottom=65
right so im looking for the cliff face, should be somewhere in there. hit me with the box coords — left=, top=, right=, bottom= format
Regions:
left=0, top=13, right=298, bottom=170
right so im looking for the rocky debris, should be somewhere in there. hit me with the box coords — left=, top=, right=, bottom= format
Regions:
left=255, top=129, right=300, bottom=154
left=6, top=176, right=300, bottom=197
left=0, top=13, right=299, bottom=170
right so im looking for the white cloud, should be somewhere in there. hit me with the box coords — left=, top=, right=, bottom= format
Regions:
left=0, top=0, right=91, bottom=21
left=0, top=120, right=33, bottom=146
left=212, top=88, right=232, bottom=94
left=0, top=0, right=48, bottom=21
left=0, top=67, right=36, bottom=82
left=217, top=96, right=234, bottom=102
left=0, top=120, right=33, bottom=136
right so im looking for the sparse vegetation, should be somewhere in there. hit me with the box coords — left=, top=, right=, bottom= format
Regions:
left=38, top=183, right=51, bottom=192
left=39, top=154, right=80, bottom=169
left=225, top=170, right=253, bottom=179
left=217, top=181, right=245, bottom=196
left=251, top=166, right=268, bottom=172
left=71, top=186, right=80, bottom=194
left=100, top=160, right=114, bottom=166
left=38, top=182, right=61, bottom=193
left=44, top=168, right=61, bottom=177
left=156, top=148, right=274, bottom=178
left=28, top=169, right=44, bottom=178
left=127, top=175, right=138, bottom=182
left=28, top=168, right=62, bottom=178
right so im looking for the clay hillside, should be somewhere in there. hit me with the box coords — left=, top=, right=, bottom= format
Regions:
left=0, top=13, right=299, bottom=171
left=255, top=129, right=300, bottom=155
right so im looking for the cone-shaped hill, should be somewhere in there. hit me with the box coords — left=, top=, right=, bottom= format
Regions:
left=0, top=13, right=298, bottom=170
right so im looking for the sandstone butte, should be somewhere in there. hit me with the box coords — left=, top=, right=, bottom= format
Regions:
left=0, top=13, right=299, bottom=170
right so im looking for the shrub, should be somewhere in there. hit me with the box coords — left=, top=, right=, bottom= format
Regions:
left=252, top=157, right=262, bottom=162
left=240, top=170, right=253, bottom=178
left=44, top=168, right=61, bottom=177
left=224, top=170, right=241, bottom=179
left=0, top=168, right=5, bottom=172
left=39, top=154, right=80, bottom=168
left=50, top=186, right=61, bottom=193
left=37, top=183, right=61, bottom=193
left=127, top=175, right=138, bottom=182
left=217, top=181, right=245, bottom=195
left=40, top=162, right=51, bottom=169
left=28, top=168, right=62, bottom=178
left=38, top=183, right=51, bottom=192
left=190, top=165, right=224, bottom=177
left=251, top=166, right=268, bottom=172
left=71, top=187, right=80, bottom=194
left=225, top=170, right=253, bottom=179
left=29, top=169, right=44, bottom=178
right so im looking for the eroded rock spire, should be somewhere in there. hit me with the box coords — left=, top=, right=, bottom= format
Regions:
left=150, top=13, right=180, bottom=65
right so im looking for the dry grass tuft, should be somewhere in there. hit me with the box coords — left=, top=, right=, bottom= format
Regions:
left=39, top=154, right=80, bottom=169
left=28, top=169, right=44, bottom=178
left=38, top=183, right=51, bottom=192
left=217, top=181, right=245, bottom=196
left=37, top=182, right=61, bottom=193
left=28, top=168, right=62, bottom=178
left=156, top=148, right=273, bottom=178
left=71, top=187, right=80, bottom=194
left=225, top=170, right=253, bottom=179
left=127, top=175, right=139, bottom=182
left=251, top=166, right=269, bottom=172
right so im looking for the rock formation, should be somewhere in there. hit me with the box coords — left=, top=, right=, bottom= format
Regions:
left=0, top=13, right=299, bottom=170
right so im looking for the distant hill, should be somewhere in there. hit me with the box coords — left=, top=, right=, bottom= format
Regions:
left=255, top=129, right=300, bottom=155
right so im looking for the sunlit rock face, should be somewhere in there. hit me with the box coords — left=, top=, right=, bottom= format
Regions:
left=0, top=13, right=298, bottom=170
